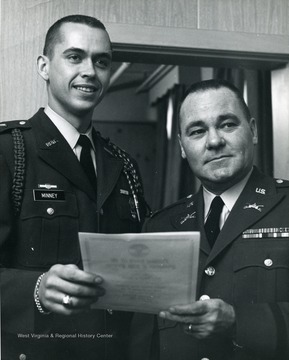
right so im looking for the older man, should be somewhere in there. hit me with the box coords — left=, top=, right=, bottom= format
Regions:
left=130, top=79, right=289, bottom=360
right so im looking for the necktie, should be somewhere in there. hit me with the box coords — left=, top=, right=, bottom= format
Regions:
left=77, top=135, right=97, bottom=190
left=205, top=196, right=224, bottom=248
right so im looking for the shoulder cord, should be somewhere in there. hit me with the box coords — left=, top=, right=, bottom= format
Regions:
left=11, top=128, right=25, bottom=215
left=102, top=135, right=144, bottom=222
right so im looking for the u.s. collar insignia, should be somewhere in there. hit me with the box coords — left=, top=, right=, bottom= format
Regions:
left=255, top=187, right=266, bottom=195
left=243, top=203, right=264, bottom=212
left=180, top=212, right=196, bottom=225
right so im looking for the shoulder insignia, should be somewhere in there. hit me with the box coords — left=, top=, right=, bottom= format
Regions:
left=0, top=120, right=31, bottom=134
left=96, top=131, right=143, bottom=193
left=96, top=131, right=145, bottom=222
left=0, top=122, right=28, bottom=214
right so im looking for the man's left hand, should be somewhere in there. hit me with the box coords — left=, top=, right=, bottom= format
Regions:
left=159, top=299, right=235, bottom=340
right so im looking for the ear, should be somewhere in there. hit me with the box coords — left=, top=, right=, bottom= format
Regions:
left=249, top=118, right=258, bottom=145
left=37, top=55, right=50, bottom=81
left=178, top=134, right=187, bottom=159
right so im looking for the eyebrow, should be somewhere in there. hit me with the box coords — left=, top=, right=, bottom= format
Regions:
left=184, top=120, right=204, bottom=136
left=217, top=113, right=240, bottom=122
left=183, top=113, right=240, bottom=135
left=62, top=47, right=112, bottom=59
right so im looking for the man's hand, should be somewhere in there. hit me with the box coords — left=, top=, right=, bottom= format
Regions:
left=38, top=264, right=105, bottom=315
left=159, top=299, right=236, bottom=340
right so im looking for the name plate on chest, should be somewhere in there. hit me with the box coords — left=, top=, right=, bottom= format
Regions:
left=33, top=189, right=65, bottom=201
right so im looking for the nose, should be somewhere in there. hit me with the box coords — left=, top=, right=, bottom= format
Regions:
left=80, top=59, right=96, bottom=78
left=206, top=128, right=225, bottom=149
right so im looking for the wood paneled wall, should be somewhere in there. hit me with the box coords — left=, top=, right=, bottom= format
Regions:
left=1, top=0, right=289, bottom=120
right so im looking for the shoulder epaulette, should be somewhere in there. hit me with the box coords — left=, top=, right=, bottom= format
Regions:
left=0, top=120, right=31, bottom=133
left=149, top=195, right=193, bottom=219
left=275, top=178, right=289, bottom=188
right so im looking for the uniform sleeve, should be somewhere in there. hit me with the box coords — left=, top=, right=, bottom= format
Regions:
left=0, top=154, right=13, bottom=255
left=0, top=154, right=42, bottom=333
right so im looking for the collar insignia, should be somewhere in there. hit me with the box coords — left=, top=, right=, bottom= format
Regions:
left=243, top=203, right=264, bottom=212
left=180, top=212, right=196, bottom=225
left=187, top=201, right=194, bottom=208
left=45, top=139, right=58, bottom=147
left=255, top=187, right=266, bottom=195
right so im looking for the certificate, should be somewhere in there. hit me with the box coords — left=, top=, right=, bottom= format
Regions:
left=79, top=232, right=200, bottom=314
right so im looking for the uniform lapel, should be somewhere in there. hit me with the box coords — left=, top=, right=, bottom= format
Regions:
left=207, top=168, right=285, bottom=264
left=170, top=190, right=211, bottom=255
left=31, top=109, right=96, bottom=200
left=93, top=131, right=123, bottom=211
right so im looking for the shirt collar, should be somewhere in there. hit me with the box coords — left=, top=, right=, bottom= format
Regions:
left=44, top=106, right=95, bottom=150
left=203, top=169, right=253, bottom=218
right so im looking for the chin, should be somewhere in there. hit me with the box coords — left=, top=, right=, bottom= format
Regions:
left=210, top=167, right=233, bottom=179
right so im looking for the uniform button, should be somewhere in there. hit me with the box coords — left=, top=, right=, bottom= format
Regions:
left=264, top=258, right=273, bottom=267
left=47, top=207, right=55, bottom=215
left=100, top=208, right=104, bottom=215
left=199, top=295, right=210, bottom=301
left=19, top=354, right=27, bottom=360
left=107, top=309, right=113, bottom=315
left=19, top=121, right=26, bottom=125
left=201, top=358, right=209, bottom=360
left=204, top=266, right=215, bottom=276
left=276, top=179, right=283, bottom=184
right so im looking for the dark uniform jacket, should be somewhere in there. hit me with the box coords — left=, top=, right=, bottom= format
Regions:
left=129, top=168, right=289, bottom=360
left=0, top=109, right=147, bottom=360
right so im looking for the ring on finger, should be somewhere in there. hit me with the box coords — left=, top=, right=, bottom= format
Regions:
left=62, top=294, right=72, bottom=307
left=184, top=323, right=194, bottom=334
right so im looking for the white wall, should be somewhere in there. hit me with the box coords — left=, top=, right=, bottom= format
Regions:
left=271, top=65, right=289, bottom=180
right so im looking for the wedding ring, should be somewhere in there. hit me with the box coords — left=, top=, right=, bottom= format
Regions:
left=184, top=323, right=194, bottom=334
left=62, top=294, right=72, bottom=307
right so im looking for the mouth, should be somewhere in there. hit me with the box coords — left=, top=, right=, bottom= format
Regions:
left=205, top=155, right=231, bottom=164
left=73, top=85, right=98, bottom=94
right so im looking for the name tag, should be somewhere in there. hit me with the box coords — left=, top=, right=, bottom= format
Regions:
left=33, top=189, right=65, bottom=201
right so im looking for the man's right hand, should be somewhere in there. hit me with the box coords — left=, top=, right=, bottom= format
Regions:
left=38, top=264, right=105, bottom=315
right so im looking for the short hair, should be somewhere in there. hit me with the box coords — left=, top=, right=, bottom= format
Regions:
left=178, top=79, right=251, bottom=133
left=43, top=14, right=109, bottom=58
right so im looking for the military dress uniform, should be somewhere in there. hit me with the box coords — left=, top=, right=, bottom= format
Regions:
left=0, top=108, right=148, bottom=360
left=129, top=167, right=289, bottom=360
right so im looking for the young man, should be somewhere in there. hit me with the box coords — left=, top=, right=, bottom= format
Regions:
left=130, top=79, right=289, bottom=360
left=0, top=15, right=147, bottom=360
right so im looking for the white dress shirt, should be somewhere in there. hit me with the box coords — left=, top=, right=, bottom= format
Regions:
left=44, top=106, right=97, bottom=172
left=203, top=169, right=253, bottom=229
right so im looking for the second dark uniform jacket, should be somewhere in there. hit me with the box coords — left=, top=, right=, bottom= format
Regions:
left=0, top=109, right=147, bottom=360
left=129, top=168, right=289, bottom=360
